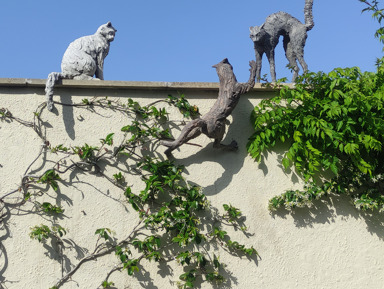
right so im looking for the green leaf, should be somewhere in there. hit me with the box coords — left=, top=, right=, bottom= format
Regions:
left=344, top=143, right=359, bottom=155
left=102, top=133, right=114, bottom=145
left=293, top=131, right=302, bottom=142
left=282, top=157, right=290, bottom=170
left=102, top=281, right=114, bottom=288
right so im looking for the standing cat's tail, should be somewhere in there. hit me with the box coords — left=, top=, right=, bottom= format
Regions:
left=304, top=0, right=314, bottom=31
left=45, top=72, right=70, bottom=111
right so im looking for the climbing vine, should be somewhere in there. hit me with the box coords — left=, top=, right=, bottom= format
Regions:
left=247, top=0, right=384, bottom=212
left=0, top=93, right=257, bottom=288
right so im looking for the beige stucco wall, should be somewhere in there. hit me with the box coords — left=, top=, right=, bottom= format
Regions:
left=1, top=79, right=384, bottom=289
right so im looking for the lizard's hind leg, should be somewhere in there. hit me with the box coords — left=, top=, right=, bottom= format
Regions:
left=160, top=119, right=205, bottom=155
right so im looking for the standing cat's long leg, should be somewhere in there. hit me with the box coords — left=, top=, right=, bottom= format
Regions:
left=255, top=51, right=263, bottom=83
left=295, top=47, right=308, bottom=76
left=294, top=28, right=309, bottom=76
left=284, top=41, right=299, bottom=82
left=265, top=49, right=276, bottom=82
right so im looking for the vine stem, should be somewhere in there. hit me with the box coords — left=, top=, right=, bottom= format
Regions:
left=53, top=219, right=144, bottom=288
left=24, top=143, right=47, bottom=175
left=361, top=0, right=384, bottom=19
left=97, top=266, right=123, bottom=288
left=0, top=143, right=46, bottom=201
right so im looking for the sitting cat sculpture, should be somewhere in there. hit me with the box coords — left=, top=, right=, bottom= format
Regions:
left=45, top=22, right=117, bottom=111
left=249, top=0, right=314, bottom=82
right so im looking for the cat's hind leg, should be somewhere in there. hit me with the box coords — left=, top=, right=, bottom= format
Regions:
left=265, top=49, right=276, bottom=82
left=284, top=39, right=299, bottom=82
left=206, top=119, right=237, bottom=151
left=288, top=29, right=309, bottom=80
left=295, top=46, right=308, bottom=76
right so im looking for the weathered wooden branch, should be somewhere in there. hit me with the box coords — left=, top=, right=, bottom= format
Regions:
left=161, top=58, right=257, bottom=156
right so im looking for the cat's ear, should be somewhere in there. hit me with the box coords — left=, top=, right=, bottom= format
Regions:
left=106, top=21, right=117, bottom=32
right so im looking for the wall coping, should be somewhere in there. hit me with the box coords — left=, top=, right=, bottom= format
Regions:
left=0, top=78, right=292, bottom=91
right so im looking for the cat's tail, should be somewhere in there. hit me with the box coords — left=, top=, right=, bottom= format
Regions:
left=45, top=72, right=71, bottom=111
left=304, top=0, right=314, bottom=31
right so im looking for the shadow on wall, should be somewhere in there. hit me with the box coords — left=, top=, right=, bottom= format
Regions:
left=50, top=87, right=113, bottom=140
left=56, top=93, right=76, bottom=140
left=46, top=91, right=76, bottom=140
left=271, top=184, right=384, bottom=241
left=0, top=207, right=11, bottom=288
left=174, top=97, right=258, bottom=196
left=60, top=94, right=75, bottom=140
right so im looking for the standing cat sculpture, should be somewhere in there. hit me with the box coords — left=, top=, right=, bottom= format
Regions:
left=45, top=22, right=117, bottom=111
left=249, top=0, right=314, bottom=82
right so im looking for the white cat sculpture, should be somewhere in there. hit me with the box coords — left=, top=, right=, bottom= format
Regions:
left=45, top=22, right=117, bottom=111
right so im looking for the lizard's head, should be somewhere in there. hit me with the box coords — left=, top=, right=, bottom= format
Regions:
left=213, top=58, right=236, bottom=82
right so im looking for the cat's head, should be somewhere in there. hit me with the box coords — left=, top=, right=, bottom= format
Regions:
left=97, top=22, right=117, bottom=42
left=249, top=25, right=266, bottom=42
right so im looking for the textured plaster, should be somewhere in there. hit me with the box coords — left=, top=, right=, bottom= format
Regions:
left=0, top=79, right=384, bottom=288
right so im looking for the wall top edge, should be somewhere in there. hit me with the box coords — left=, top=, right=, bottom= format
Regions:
left=0, top=78, right=293, bottom=91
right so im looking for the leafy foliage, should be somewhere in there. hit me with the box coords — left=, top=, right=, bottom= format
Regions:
left=95, top=228, right=114, bottom=241
left=101, top=281, right=114, bottom=288
left=73, top=143, right=99, bottom=161
left=223, top=203, right=242, bottom=223
left=248, top=66, right=384, bottom=211
left=166, top=94, right=200, bottom=118
left=37, top=202, right=65, bottom=214
left=248, top=1, right=384, bottom=212
left=30, top=224, right=67, bottom=242
left=113, top=171, right=125, bottom=183
left=122, top=156, right=258, bottom=287
left=0, top=108, right=12, bottom=120
left=167, top=94, right=200, bottom=118
left=37, top=169, right=61, bottom=191
left=1, top=92, right=257, bottom=288
left=360, top=0, right=384, bottom=47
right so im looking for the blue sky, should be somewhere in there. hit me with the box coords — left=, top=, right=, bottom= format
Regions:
left=1, top=0, right=383, bottom=83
